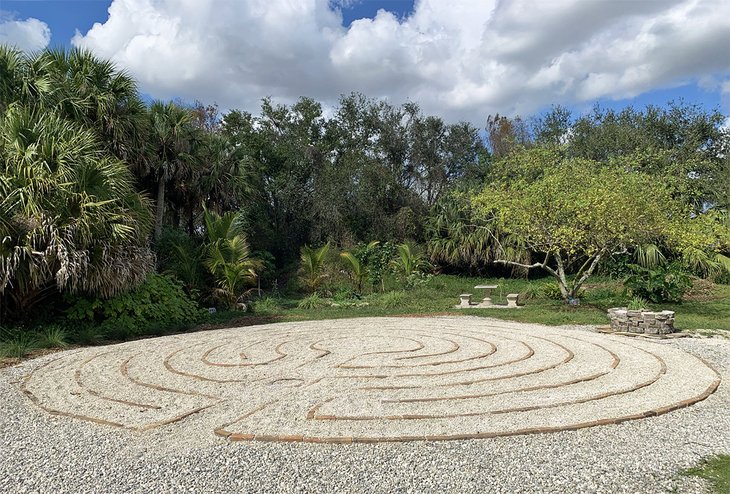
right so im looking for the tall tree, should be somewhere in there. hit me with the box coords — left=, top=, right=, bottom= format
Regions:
left=148, top=101, right=195, bottom=240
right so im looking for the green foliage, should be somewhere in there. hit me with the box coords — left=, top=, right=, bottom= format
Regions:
left=627, top=296, right=649, bottom=310
left=379, top=291, right=406, bottom=308
left=0, top=102, right=154, bottom=321
left=154, top=227, right=206, bottom=296
left=426, top=192, right=510, bottom=272
left=70, top=325, right=104, bottom=345
left=624, top=263, right=692, bottom=303
left=251, top=297, right=282, bottom=315
left=203, top=207, right=262, bottom=309
left=352, top=241, right=397, bottom=292
left=684, top=455, right=730, bottom=494
left=0, top=328, right=38, bottom=359
left=391, top=243, right=431, bottom=280
left=568, top=102, right=727, bottom=211
left=540, top=282, right=566, bottom=301
left=474, top=155, right=688, bottom=302
left=299, top=243, right=330, bottom=294
left=297, top=292, right=329, bottom=310
left=35, top=325, right=69, bottom=349
left=340, top=250, right=369, bottom=294
left=65, top=274, right=204, bottom=338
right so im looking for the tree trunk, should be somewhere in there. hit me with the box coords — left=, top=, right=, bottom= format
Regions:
left=154, top=175, right=166, bottom=240
left=554, top=255, right=573, bottom=302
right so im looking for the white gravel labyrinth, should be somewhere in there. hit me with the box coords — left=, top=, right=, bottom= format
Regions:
left=20, top=316, right=720, bottom=442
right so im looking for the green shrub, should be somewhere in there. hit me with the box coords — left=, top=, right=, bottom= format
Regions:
left=69, top=324, right=105, bottom=345
left=333, top=288, right=359, bottom=302
left=624, top=263, right=692, bottom=303
left=297, top=293, right=329, bottom=309
left=251, top=297, right=282, bottom=314
left=539, top=282, right=565, bottom=300
left=627, top=295, right=649, bottom=310
left=520, top=283, right=542, bottom=300
left=65, top=274, right=204, bottom=338
left=35, top=325, right=69, bottom=349
left=0, top=329, right=38, bottom=359
left=154, top=227, right=206, bottom=297
left=379, top=291, right=406, bottom=308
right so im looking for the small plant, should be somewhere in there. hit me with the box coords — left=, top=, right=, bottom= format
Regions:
left=520, top=283, right=542, bottom=300
left=379, top=291, right=405, bottom=308
left=204, top=208, right=262, bottom=309
left=297, top=293, right=329, bottom=310
left=540, top=281, right=584, bottom=301
left=333, top=288, right=359, bottom=302
left=406, top=272, right=433, bottom=289
left=0, top=331, right=38, bottom=359
left=391, top=243, right=431, bottom=281
left=539, top=282, right=565, bottom=300
left=340, top=250, right=369, bottom=293
left=626, top=296, right=649, bottom=310
left=299, top=243, right=330, bottom=293
left=251, top=297, right=282, bottom=314
left=35, top=325, right=69, bottom=349
left=70, top=325, right=105, bottom=345
left=624, top=262, right=692, bottom=303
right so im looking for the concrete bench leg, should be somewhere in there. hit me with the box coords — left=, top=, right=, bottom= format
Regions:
left=458, top=294, right=473, bottom=308
left=506, top=293, right=519, bottom=308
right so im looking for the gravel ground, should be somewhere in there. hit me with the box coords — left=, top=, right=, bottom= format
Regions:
left=1, top=318, right=728, bottom=493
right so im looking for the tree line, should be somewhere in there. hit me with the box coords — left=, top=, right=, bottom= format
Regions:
left=1, top=47, right=728, bottom=320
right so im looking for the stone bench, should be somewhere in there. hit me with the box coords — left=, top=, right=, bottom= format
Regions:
left=506, top=293, right=519, bottom=308
left=458, top=294, right=473, bottom=308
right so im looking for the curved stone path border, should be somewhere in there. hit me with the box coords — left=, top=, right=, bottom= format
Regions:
left=22, top=317, right=720, bottom=443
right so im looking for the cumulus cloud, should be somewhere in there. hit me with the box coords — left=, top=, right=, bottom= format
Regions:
left=0, top=13, right=51, bottom=52
left=72, top=0, right=730, bottom=122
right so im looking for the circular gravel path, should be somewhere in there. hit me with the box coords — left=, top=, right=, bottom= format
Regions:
left=2, top=316, right=729, bottom=493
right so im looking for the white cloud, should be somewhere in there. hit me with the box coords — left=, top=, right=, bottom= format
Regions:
left=72, top=0, right=730, bottom=122
left=0, top=13, right=51, bottom=52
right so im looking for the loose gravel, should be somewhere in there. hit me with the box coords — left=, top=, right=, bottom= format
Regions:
left=1, top=317, right=728, bottom=493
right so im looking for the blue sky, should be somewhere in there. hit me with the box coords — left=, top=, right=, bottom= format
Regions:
left=1, top=0, right=728, bottom=123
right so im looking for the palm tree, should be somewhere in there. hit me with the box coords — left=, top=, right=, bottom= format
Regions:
left=340, top=251, right=368, bottom=293
left=41, top=48, right=149, bottom=164
left=298, top=243, right=330, bottom=293
left=149, top=101, right=195, bottom=240
left=203, top=208, right=261, bottom=308
left=0, top=104, right=153, bottom=320
left=391, top=243, right=430, bottom=280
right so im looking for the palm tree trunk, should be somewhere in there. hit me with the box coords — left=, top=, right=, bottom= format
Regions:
left=155, top=176, right=166, bottom=240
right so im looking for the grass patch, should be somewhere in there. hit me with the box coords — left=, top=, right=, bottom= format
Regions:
left=297, top=293, right=329, bottom=310
left=253, top=275, right=730, bottom=331
left=0, top=331, right=39, bottom=360
left=684, top=455, right=730, bottom=493
left=378, top=291, right=406, bottom=308
left=35, top=325, right=69, bottom=349
left=2, top=275, right=728, bottom=368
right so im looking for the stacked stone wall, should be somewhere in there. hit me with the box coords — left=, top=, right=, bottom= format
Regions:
left=607, top=308, right=675, bottom=334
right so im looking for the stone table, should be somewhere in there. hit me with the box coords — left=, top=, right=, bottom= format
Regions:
left=474, top=285, right=499, bottom=307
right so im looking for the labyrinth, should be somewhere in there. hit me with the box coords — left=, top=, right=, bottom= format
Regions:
left=22, top=317, right=720, bottom=443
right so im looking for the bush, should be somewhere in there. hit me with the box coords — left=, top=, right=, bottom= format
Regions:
left=297, top=293, right=330, bottom=309
left=154, top=227, right=206, bottom=297
left=35, top=325, right=69, bottom=349
left=0, top=329, right=38, bottom=359
left=539, top=282, right=564, bottom=300
left=624, top=263, right=692, bottom=303
left=251, top=297, right=282, bottom=314
left=65, top=274, right=204, bottom=338
left=379, top=291, right=406, bottom=308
